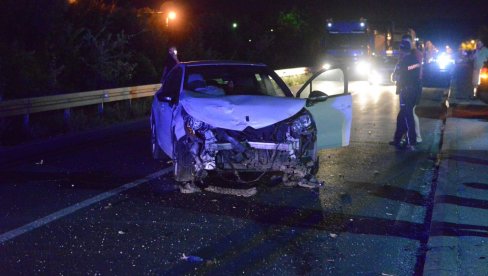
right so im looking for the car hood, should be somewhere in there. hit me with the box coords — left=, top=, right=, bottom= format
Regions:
left=180, top=90, right=306, bottom=131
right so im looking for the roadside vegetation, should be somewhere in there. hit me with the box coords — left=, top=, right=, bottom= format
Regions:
left=0, top=0, right=321, bottom=101
left=0, top=0, right=322, bottom=145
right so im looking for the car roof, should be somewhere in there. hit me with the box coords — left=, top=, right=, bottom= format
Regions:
left=181, top=60, right=268, bottom=67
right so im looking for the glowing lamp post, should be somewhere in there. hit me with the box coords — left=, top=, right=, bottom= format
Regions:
left=166, top=11, right=176, bottom=28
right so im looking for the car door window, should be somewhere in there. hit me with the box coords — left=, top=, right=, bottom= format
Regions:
left=258, top=74, right=286, bottom=97
left=157, top=67, right=182, bottom=102
left=298, top=68, right=346, bottom=98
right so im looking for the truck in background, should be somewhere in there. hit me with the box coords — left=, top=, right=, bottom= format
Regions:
left=320, top=18, right=371, bottom=79
left=368, top=22, right=417, bottom=85
left=320, top=18, right=416, bottom=83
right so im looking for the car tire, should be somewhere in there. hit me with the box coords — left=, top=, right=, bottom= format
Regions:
left=309, top=156, right=320, bottom=175
left=174, top=137, right=194, bottom=182
left=151, top=123, right=164, bottom=160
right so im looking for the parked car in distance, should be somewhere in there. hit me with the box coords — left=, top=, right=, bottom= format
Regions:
left=151, top=61, right=352, bottom=187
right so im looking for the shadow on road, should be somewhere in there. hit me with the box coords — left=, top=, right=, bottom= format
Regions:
left=431, top=221, right=488, bottom=238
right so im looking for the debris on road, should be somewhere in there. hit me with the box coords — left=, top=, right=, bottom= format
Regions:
left=204, top=186, right=257, bottom=197
left=180, top=253, right=204, bottom=263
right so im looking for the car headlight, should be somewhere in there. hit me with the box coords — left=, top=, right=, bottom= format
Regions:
left=356, top=61, right=371, bottom=74
left=184, top=115, right=207, bottom=136
left=322, top=63, right=332, bottom=70
left=187, top=116, right=204, bottom=130
left=369, top=70, right=382, bottom=84
left=436, top=52, right=454, bottom=70
left=291, top=114, right=313, bottom=137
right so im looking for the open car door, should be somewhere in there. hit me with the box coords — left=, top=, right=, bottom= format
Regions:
left=296, top=67, right=352, bottom=149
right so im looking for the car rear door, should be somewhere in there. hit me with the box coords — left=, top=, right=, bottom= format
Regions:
left=296, top=67, right=352, bottom=149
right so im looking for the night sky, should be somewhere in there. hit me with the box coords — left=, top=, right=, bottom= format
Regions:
left=131, top=0, right=488, bottom=46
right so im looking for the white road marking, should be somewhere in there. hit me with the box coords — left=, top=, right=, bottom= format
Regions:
left=0, top=167, right=172, bottom=244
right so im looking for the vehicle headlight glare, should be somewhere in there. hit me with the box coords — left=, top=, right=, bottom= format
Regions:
left=436, top=53, right=453, bottom=70
left=369, top=70, right=382, bottom=84
left=356, top=61, right=371, bottom=74
left=323, top=63, right=332, bottom=70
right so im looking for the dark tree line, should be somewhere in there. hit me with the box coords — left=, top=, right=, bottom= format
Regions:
left=1, top=0, right=486, bottom=100
left=0, top=0, right=323, bottom=100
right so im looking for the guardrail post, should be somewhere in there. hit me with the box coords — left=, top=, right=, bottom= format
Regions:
left=98, top=102, right=103, bottom=115
left=23, top=114, right=30, bottom=130
left=98, top=102, right=104, bottom=115
left=64, top=108, right=71, bottom=122
left=22, top=99, right=31, bottom=132
left=98, top=92, right=109, bottom=116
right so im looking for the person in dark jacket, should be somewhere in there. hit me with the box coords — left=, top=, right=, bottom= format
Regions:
left=390, top=40, right=422, bottom=150
left=160, top=46, right=180, bottom=83
left=401, top=34, right=423, bottom=143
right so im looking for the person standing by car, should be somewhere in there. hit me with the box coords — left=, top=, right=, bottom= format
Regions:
left=390, top=40, right=422, bottom=150
left=424, top=40, right=436, bottom=63
left=160, top=46, right=180, bottom=83
left=472, top=38, right=488, bottom=97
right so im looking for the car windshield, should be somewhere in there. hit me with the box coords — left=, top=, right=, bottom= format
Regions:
left=184, top=64, right=290, bottom=97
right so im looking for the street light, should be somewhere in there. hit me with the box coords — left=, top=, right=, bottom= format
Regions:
left=166, top=11, right=176, bottom=27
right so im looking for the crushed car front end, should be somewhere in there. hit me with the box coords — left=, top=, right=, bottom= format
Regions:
left=176, top=108, right=318, bottom=183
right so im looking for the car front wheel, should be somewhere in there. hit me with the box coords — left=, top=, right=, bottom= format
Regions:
left=174, top=137, right=195, bottom=182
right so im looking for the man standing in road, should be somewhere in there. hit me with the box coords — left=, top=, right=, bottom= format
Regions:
left=390, top=40, right=422, bottom=150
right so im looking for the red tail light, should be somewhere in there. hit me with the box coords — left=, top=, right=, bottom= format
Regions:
left=480, top=67, right=488, bottom=84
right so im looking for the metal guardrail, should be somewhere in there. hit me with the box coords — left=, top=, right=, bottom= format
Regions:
left=0, top=67, right=309, bottom=119
left=0, top=84, right=161, bottom=118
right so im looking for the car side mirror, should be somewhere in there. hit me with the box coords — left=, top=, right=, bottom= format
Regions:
left=157, top=93, right=173, bottom=103
left=306, top=90, right=328, bottom=107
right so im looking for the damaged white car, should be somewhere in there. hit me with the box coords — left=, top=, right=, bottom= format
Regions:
left=151, top=61, right=352, bottom=189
